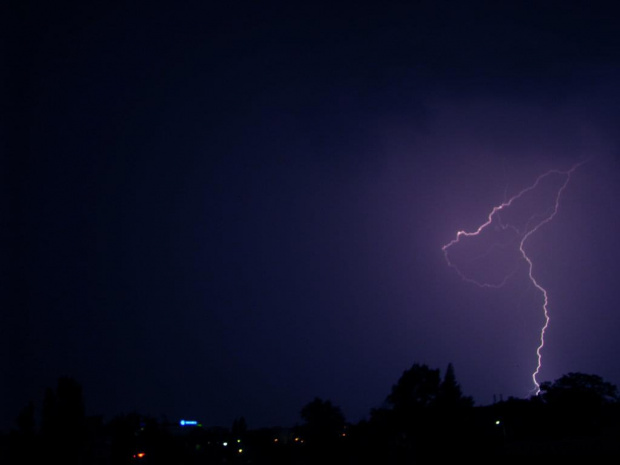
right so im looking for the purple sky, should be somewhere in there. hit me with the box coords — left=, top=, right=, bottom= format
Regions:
left=4, top=1, right=620, bottom=430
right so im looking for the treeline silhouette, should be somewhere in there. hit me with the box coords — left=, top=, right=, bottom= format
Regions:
left=3, top=364, right=620, bottom=463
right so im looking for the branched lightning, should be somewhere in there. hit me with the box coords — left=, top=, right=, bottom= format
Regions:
left=442, top=162, right=585, bottom=394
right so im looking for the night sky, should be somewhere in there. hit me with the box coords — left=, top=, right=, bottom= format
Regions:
left=4, top=1, right=620, bottom=430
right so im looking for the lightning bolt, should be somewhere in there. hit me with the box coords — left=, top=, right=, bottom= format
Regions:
left=442, top=162, right=585, bottom=394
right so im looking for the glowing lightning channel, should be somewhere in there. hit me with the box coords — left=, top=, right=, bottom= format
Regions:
left=442, top=162, right=585, bottom=395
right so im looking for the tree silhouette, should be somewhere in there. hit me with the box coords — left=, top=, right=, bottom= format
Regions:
left=375, top=363, right=478, bottom=459
left=540, top=372, right=618, bottom=407
left=538, top=372, right=619, bottom=437
left=300, top=397, right=345, bottom=446
left=40, top=387, right=56, bottom=437
left=8, top=402, right=37, bottom=465
left=15, top=402, right=35, bottom=436
left=387, top=363, right=440, bottom=411
left=232, top=416, right=247, bottom=437
left=40, top=376, right=86, bottom=465
left=436, top=363, right=474, bottom=409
